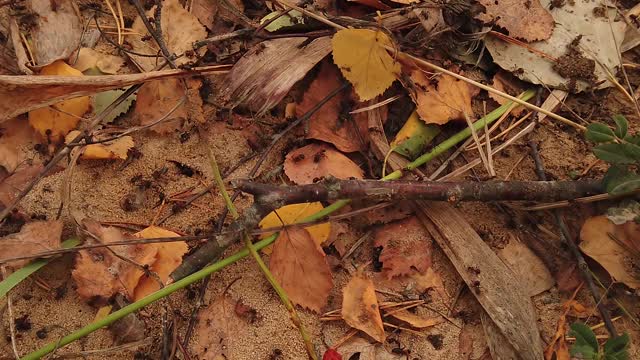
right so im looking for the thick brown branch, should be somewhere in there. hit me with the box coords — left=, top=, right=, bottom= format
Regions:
left=233, top=178, right=604, bottom=205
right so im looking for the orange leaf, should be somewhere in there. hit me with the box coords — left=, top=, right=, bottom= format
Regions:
left=342, top=271, right=385, bottom=342
left=284, top=143, right=363, bottom=185
left=373, top=217, right=432, bottom=279
left=0, top=220, right=62, bottom=270
left=0, top=117, right=38, bottom=173
left=387, top=310, right=442, bottom=329
left=269, top=228, right=333, bottom=312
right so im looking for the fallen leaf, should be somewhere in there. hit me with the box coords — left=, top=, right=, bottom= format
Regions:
left=475, top=0, right=554, bottom=42
left=391, top=110, right=441, bottom=159
left=0, top=165, right=45, bottom=207
left=485, top=0, right=626, bottom=91
left=132, top=226, right=188, bottom=301
left=9, top=18, right=33, bottom=75
left=580, top=215, right=640, bottom=289
left=72, top=220, right=158, bottom=302
left=408, top=68, right=479, bottom=125
left=297, top=61, right=373, bottom=152
left=65, top=130, right=133, bottom=160
left=337, top=337, right=401, bottom=360
left=93, top=89, right=136, bottom=123
left=359, top=201, right=413, bottom=225
left=128, top=0, right=207, bottom=71
left=325, top=221, right=353, bottom=257
left=387, top=310, right=442, bottom=329
left=411, top=267, right=448, bottom=301
left=28, top=61, right=91, bottom=141
left=69, top=48, right=125, bottom=74
left=332, top=29, right=400, bottom=101
left=0, top=117, right=38, bottom=173
left=489, top=71, right=526, bottom=116
left=259, top=202, right=331, bottom=250
left=28, top=0, right=82, bottom=67
left=347, top=0, right=391, bottom=10
left=217, top=0, right=245, bottom=23
left=269, top=227, right=333, bottom=312
left=342, top=271, right=385, bottom=342
left=497, top=237, right=554, bottom=296
left=0, top=220, right=63, bottom=270
left=284, top=143, right=364, bottom=185
left=193, top=295, right=248, bottom=360
left=544, top=314, right=570, bottom=360
left=191, top=0, right=218, bottom=30
left=223, top=37, right=331, bottom=114
left=373, top=217, right=432, bottom=279
left=458, top=324, right=474, bottom=360
left=260, top=9, right=305, bottom=32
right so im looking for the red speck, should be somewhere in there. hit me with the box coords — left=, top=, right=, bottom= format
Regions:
left=323, top=348, right=342, bottom=360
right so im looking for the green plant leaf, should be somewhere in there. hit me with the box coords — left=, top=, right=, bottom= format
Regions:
left=603, top=333, right=630, bottom=360
left=93, top=88, right=136, bottom=124
left=623, top=135, right=640, bottom=146
left=593, top=143, right=638, bottom=164
left=603, top=166, right=640, bottom=195
left=571, top=344, right=598, bottom=359
left=260, top=10, right=305, bottom=32
left=612, top=115, right=628, bottom=139
left=586, top=123, right=616, bottom=143
left=570, top=322, right=599, bottom=353
left=391, top=111, right=441, bottom=159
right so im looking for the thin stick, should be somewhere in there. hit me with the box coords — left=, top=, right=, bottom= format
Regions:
left=2, top=267, right=20, bottom=360
left=103, top=0, right=122, bottom=45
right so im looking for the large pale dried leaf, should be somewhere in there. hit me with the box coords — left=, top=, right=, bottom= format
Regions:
left=476, top=0, right=554, bottom=42
left=29, top=0, right=82, bottom=67
left=223, top=37, right=331, bottom=114
left=259, top=202, right=331, bottom=254
left=297, top=62, right=371, bottom=152
left=337, top=337, right=402, bottom=360
left=72, top=220, right=158, bottom=301
left=69, top=48, right=125, bottom=74
left=269, top=227, right=333, bottom=312
left=332, top=29, right=400, bottom=101
left=342, top=272, right=385, bottom=342
left=498, top=237, right=554, bottom=296
left=28, top=61, right=90, bottom=141
left=128, top=0, right=207, bottom=72
left=387, top=310, right=442, bottom=329
left=0, top=67, right=220, bottom=122
left=284, top=143, right=364, bottom=185
left=0, top=118, right=38, bottom=173
left=65, top=130, right=133, bottom=160
left=580, top=216, right=640, bottom=289
left=193, top=295, right=249, bottom=360
left=133, top=226, right=188, bottom=300
left=373, top=217, right=432, bottom=279
left=409, top=69, right=479, bottom=125
left=0, top=220, right=62, bottom=270
left=0, top=165, right=44, bottom=207
left=485, top=0, right=626, bottom=91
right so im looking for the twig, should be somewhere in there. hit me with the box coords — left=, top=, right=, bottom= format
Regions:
left=192, top=29, right=252, bottom=49
left=131, top=0, right=177, bottom=68
left=2, top=267, right=20, bottom=360
left=528, top=141, right=617, bottom=337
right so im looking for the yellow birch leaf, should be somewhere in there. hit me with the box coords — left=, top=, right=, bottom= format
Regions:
left=65, top=130, right=133, bottom=160
left=258, top=202, right=331, bottom=254
left=28, top=60, right=90, bottom=141
left=332, top=29, right=400, bottom=101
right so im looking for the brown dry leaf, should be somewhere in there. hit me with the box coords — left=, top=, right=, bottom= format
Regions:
left=0, top=220, right=63, bottom=270
left=458, top=324, right=474, bottom=360
left=347, top=0, right=391, bottom=10
left=373, top=217, right=432, bottom=279
left=0, top=117, right=38, bottom=173
left=0, top=66, right=220, bottom=122
left=544, top=315, right=570, bottom=360
left=193, top=295, right=249, bottom=360
left=342, top=271, right=385, bottom=342
left=69, top=48, right=125, bottom=74
left=298, top=61, right=371, bottom=152
left=132, top=226, right=188, bottom=301
left=191, top=0, right=218, bottom=30
left=128, top=0, right=207, bottom=72
left=134, top=78, right=203, bottom=134
left=337, top=337, right=402, bottom=360
left=475, top=0, right=554, bottom=42
left=269, top=227, right=333, bottom=312
left=9, top=18, right=33, bottom=75
left=409, top=69, right=480, bottom=125
left=324, top=221, right=353, bottom=257
left=284, top=143, right=364, bottom=185
left=28, top=0, right=82, bottom=67
left=580, top=216, right=640, bottom=289
left=490, top=71, right=526, bottom=116
left=0, top=165, right=45, bottom=207
left=28, top=61, right=91, bottom=141
left=332, top=29, right=400, bottom=101
left=65, top=130, right=133, bottom=160
left=497, top=237, right=554, bottom=296
left=259, top=202, right=331, bottom=250
left=72, top=220, right=158, bottom=301
left=387, top=310, right=442, bottom=329
left=223, top=37, right=331, bottom=114
left=411, top=267, right=448, bottom=301
left=359, top=201, right=413, bottom=225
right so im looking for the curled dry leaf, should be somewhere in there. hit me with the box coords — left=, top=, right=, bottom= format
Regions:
left=387, top=310, right=442, bottom=329
left=28, top=61, right=90, bottom=141
left=0, top=117, right=38, bottom=173
left=128, top=0, right=207, bottom=71
left=475, top=0, right=554, bottom=42
left=297, top=61, right=372, bottom=153
left=269, top=227, right=333, bottom=312
left=0, top=220, right=63, bottom=270
left=284, top=143, right=364, bottom=185
left=332, top=29, right=400, bottom=101
left=259, top=202, right=331, bottom=254
left=193, top=295, right=249, bottom=360
left=337, top=337, right=402, bottom=360
left=490, top=71, right=527, bottom=116
left=223, top=37, right=331, bottom=114
left=28, top=0, right=82, bottom=67
left=373, top=217, right=432, bottom=279
left=132, top=226, right=188, bottom=301
left=69, top=48, right=125, bottom=75
left=580, top=216, right=640, bottom=289
left=342, top=271, right=385, bottom=343
left=408, top=68, right=480, bottom=125
left=65, top=130, right=133, bottom=160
